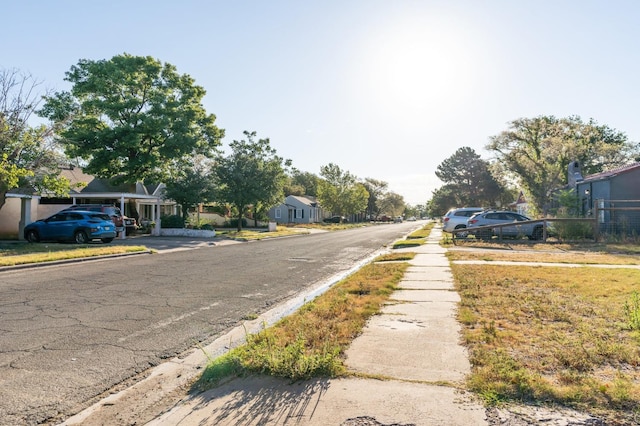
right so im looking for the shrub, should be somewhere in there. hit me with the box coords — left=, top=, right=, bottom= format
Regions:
left=161, top=214, right=185, bottom=229
left=552, top=220, right=594, bottom=240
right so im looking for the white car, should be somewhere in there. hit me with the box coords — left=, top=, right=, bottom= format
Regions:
left=442, top=207, right=484, bottom=233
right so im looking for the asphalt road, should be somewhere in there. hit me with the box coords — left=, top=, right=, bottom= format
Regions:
left=0, top=222, right=420, bottom=425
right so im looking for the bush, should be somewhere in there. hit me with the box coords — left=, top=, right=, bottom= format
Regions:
left=160, top=214, right=185, bottom=229
left=552, top=220, right=593, bottom=240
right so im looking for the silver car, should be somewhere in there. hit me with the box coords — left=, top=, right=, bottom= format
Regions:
left=442, top=207, right=484, bottom=233
left=466, top=210, right=544, bottom=240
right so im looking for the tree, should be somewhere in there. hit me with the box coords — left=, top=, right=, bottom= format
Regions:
left=0, top=68, right=70, bottom=213
left=377, top=191, right=405, bottom=217
left=316, top=163, right=369, bottom=217
left=426, top=185, right=459, bottom=218
left=39, top=53, right=224, bottom=186
left=164, top=156, right=217, bottom=224
left=487, top=115, right=639, bottom=214
left=435, top=147, right=505, bottom=207
left=215, top=131, right=290, bottom=231
left=362, top=178, right=389, bottom=219
left=284, top=169, right=319, bottom=197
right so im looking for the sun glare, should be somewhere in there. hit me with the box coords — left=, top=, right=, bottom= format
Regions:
left=355, top=16, right=478, bottom=120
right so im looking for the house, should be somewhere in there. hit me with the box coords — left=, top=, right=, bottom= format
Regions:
left=508, top=191, right=529, bottom=216
left=573, top=162, right=640, bottom=235
left=0, top=166, right=176, bottom=239
left=268, top=195, right=323, bottom=224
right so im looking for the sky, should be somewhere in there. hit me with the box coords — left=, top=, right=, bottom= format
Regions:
left=3, top=1, right=640, bottom=205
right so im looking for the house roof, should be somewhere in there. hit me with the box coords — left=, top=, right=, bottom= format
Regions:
left=287, top=195, right=318, bottom=207
left=578, top=162, right=640, bottom=184
left=57, top=167, right=165, bottom=200
left=62, top=167, right=136, bottom=194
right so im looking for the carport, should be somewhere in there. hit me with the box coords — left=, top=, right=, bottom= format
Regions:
left=66, top=192, right=166, bottom=239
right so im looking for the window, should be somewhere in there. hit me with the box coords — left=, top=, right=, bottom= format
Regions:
left=296, top=209, right=303, bottom=218
left=275, top=208, right=281, bottom=219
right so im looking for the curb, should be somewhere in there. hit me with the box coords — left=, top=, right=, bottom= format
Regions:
left=0, top=250, right=153, bottom=273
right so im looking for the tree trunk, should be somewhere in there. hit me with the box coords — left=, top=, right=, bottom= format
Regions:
left=237, top=205, right=244, bottom=231
left=0, top=191, right=7, bottom=213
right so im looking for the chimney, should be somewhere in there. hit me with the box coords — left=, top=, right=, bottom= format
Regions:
left=567, top=160, right=583, bottom=187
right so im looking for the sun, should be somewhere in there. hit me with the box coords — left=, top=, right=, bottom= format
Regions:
left=354, top=14, right=479, bottom=119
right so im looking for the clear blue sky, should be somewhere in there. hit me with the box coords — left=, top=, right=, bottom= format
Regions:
left=4, top=1, right=639, bottom=205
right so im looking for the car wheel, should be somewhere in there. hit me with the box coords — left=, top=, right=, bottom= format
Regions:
left=74, top=230, right=89, bottom=244
left=26, top=230, right=40, bottom=243
left=531, top=227, right=543, bottom=241
left=101, top=237, right=114, bottom=243
left=454, top=225, right=468, bottom=238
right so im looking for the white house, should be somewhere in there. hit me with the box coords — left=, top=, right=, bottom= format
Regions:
left=268, top=195, right=323, bottom=224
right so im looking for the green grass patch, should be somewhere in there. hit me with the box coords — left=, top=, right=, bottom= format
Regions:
left=392, top=238, right=425, bottom=248
left=0, top=243, right=148, bottom=267
left=406, top=221, right=434, bottom=239
left=391, top=222, right=433, bottom=249
left=195, top=261, right=409, bottom=390
left=453, top=263, right=640, bottom=420
left=375, top=252, right=416, bottom=262
left=225, top=227, right=307, bottom=241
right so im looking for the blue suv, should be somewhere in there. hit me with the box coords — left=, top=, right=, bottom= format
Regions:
left=24, top=211, right=117, bottom=244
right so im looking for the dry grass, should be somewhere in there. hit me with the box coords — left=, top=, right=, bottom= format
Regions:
left=447, top=249, right=640, bottom=265
left=453, top=263, right=640, bottom=420
left=0, top=244, right=148, bottom=266
left=196, top=261, right=409, bottom=389
left=376, top=252, right=416, bottom=262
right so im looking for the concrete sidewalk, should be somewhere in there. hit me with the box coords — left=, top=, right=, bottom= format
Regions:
left=143, top=226, right=488, bottom=426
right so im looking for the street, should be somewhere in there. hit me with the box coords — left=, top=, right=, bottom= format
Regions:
left=0, top=222, right=419, bottom=425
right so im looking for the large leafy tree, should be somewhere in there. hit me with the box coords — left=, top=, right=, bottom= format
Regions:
left=435, top=146, right=504, bottom=208
left=215, top=131, right=290, bottom=231
left=164, top=156, right=217, bottom=224
left=487, top=115, right=639, bottom=214
left=39, top=53, right=224, bottom=185
left=0, top=68, right=69, bottom=212
left=317, top=163, right=369, bottom=217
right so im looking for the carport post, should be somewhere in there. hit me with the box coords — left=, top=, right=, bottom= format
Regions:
left=153, top=197, right=161, bottom=236
left=18, top=197, right=32, bottom=241
left=119, top=195, right=126, bottom=239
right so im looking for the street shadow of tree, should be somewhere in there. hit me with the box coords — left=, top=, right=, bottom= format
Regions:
left=186, top=375, right=331, bottom=425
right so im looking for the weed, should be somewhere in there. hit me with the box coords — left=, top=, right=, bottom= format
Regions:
left=623, top=291, right=640, bottom=330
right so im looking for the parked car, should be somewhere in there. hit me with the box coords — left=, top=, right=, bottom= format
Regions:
left=323, top=215, right=347, bottom=223
left=442, top=207, right=484, bottom=234
left=466, top=210, right=544, bottom=240
left=62, top=204, right=136, bottom=234
left=394, top=216, right=403, bottom=223
left=24, top=211, right=117, bottom=244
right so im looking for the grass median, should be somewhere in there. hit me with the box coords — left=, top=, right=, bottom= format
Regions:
left=195, top=258, right=410, bottom=390
left=0, top=242, right=148, bottom=267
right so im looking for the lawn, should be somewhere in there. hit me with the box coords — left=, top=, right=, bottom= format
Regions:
left=453, top=262, right=640, bottom=423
